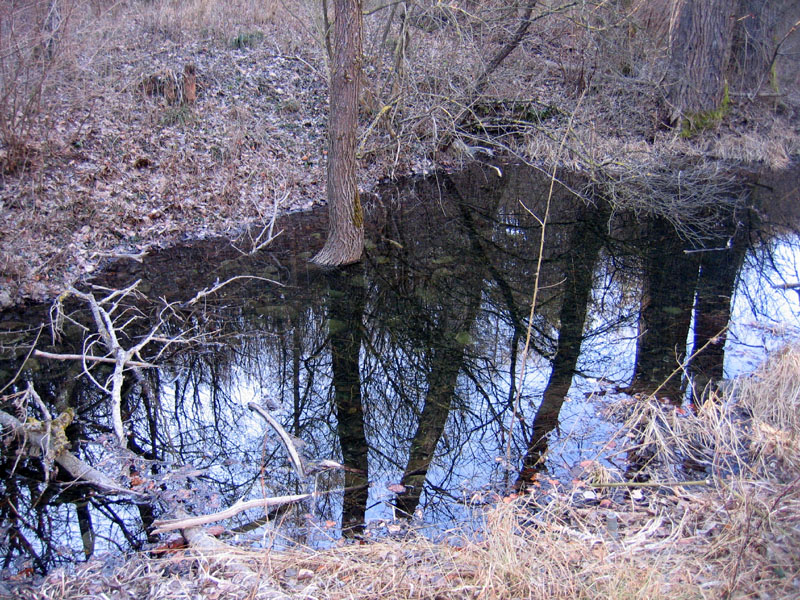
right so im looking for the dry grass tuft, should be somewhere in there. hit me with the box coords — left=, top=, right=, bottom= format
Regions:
left=136, top=0, right=279, bottom=41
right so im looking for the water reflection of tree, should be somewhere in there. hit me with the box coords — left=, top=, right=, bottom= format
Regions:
left=3, top=162, right=788, bottom=571
left=326, top=264, right=369, bottom=535
left=517, top=204, right=609, bottom=483
left=630, top=216, right=700, bottom=400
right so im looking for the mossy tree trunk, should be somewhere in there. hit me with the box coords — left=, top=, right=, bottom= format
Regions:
left=665, top=0, right=736, bottom=126
left=312, top=0, right=364, bottom=267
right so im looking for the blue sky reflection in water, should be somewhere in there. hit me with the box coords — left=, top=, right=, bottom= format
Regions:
left=0, top=162, right=798, bottom=568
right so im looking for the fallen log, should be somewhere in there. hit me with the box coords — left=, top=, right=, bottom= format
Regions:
left=0, top=409, right=143, bottom=497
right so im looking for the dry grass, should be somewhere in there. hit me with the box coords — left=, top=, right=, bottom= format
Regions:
left=138, top=0, right=278, bottom=39
left=18, top=346, right=800, bottom=599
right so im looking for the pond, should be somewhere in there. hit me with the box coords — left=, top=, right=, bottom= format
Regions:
left=1, top=162, right=798, bottom=573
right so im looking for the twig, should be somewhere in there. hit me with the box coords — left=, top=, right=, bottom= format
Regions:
left=231, top=189, right=287, bottom=255
left=591, top=479, right=712, bottom=488
left=33, top=349, right=157, bottom=369
left=185, top=276, right=284, bottom=307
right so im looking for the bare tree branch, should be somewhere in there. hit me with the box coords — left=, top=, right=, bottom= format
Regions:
left=248, top=402, right=306, bottom=479
left=33, top=349, right=157, bottom=369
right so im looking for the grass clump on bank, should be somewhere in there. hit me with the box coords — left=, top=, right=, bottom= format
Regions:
left=23, top=346, right=800, bottom=599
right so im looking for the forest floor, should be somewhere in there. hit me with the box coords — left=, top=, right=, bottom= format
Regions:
left=1, top=0, right=799, bottom=307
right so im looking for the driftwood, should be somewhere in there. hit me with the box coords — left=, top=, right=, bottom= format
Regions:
left=247, top=402, right=307, bottom=479
left=0, top=408, right=142, bottom=497
left=152, top=482, right=368, bottom=535
left=151, top=493, right=312, bottom=534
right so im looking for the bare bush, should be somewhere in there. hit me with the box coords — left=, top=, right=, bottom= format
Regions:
left=0, top=0, right=68, bottom=173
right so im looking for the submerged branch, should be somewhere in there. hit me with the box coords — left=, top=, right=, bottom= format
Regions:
left=151, top=493, right=312, bottom=534
left=248, top=401, right=306, bottom=479
left=0, top=409, right=143, bottom=497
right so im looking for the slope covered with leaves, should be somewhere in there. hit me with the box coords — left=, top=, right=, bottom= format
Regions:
left=1, top=0, right=798, bottom=305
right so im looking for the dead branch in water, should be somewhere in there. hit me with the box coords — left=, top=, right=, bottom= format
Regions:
left=53, top=281, right=162, bottom=447
left=248, top=401, right=307, bottom=479
left=151, top=493, right=313, bottom=534
left=0, top=404, right=142, bottom=497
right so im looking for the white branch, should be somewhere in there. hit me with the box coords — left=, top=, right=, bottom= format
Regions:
left=248, top=402, right=306, bottom=479
left=151, top=493, right=311, bottom=534
left=185, top=276, right=284, bottom=307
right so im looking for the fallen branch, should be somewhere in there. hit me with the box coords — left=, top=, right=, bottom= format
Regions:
left=151, top=493, right=312, bottom=534
left=0, top=409, right=143, bottom=497
left=33, top=349, right=157, bottom=369
left=59, top=282, right=162, bottom=447
left=152, top=482, right=369, bottom=534
left=248, top=401, right=306, bottom=479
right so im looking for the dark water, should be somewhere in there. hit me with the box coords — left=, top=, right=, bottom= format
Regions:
left=1, top=162, right=798, bottom=573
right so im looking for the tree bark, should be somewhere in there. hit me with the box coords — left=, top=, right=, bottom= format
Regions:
left=665, top=0, right=736, bottom=124
left=312, top=0, right=364, bottom=267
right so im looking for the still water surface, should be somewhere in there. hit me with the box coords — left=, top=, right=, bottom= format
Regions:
left=1, top=163, right=798, bottom=571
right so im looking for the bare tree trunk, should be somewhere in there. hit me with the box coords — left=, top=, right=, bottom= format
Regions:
left=730, top=0, right=799, bottom=96
left=665, top=0, right=736, bottom=124
left=312, top=0, right=364, bottom=267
